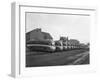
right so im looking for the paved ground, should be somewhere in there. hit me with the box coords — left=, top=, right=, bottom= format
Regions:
left=26, top=49, right=89, bottom=67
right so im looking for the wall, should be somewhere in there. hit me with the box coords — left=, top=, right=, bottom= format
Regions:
left=0, top=0, right=100, bottom=80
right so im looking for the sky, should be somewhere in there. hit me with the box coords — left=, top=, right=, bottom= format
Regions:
left=26, top=12, right=90, bottom=43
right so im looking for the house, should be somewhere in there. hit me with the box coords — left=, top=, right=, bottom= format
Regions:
left=26, top=28, right=53, bottom=42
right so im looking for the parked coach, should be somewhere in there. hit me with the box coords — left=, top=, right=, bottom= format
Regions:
left=26, top=40, right=56, bottom=52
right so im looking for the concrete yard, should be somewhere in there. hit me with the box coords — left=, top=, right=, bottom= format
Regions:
left=26, top=49, right=89, bottom=67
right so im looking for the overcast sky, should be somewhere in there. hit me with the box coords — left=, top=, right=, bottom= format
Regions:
left=26, top=13, right=90, bottom=43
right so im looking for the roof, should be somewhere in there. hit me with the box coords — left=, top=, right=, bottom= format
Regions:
left=42, top=32, right=53, bottom=39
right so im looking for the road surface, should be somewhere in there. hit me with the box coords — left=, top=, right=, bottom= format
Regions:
left=26, top=49, right=89, bottom=67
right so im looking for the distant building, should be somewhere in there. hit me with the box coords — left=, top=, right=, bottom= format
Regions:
left=67, top=39, right=80, bottom=48
left=79, top=43, right=86, bottom=48
left=26, top=28, right=53, bottom=42
left=68, top=39, right=80, bottom=46
left=60, top=36, right=69, bottom=42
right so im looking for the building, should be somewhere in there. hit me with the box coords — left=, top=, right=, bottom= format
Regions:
left=68, top=39, right=80, bottom=48
left=60, top=36, right=69, bottom=42
left=68, top=39, right=80, bottom=46
left=26, top=28, right=53, bottom=42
